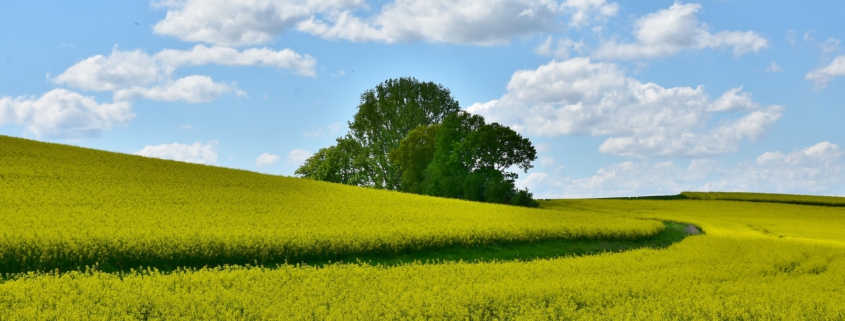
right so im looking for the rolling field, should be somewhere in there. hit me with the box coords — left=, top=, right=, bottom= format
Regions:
left=2, top=135, right=845, bottom=319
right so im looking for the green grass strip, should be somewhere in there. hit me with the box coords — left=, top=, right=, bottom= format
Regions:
left=2, top=222, right=693, bottom=279
left=288, top=221, right=693, bottom=267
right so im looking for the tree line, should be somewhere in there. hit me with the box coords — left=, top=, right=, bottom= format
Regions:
left=295, top=77, right=539, bottom=207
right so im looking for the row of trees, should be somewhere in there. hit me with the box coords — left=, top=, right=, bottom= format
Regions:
left=295, top=77, right=539, bottom=207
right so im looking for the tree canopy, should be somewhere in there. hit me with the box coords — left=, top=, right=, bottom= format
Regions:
left=296, top=78, right=539, bottom=207
left=347, top=77, right=461, bottom=189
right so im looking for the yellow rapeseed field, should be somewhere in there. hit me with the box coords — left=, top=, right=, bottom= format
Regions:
left=0, top=135, right=659, bottom=273
left=2, top=135, right=845, bottom=320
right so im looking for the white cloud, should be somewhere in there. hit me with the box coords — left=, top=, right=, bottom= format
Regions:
left=135, top=141, right=218, bottom=165
left=52, top=48, right=160, bottom=92
left=153, top=0, right=618, bottom=46
left=468, top=58, right=783, bottom=158
left=154, top=45, right=316, bottom=76
left=0, top=89, right=134, bottom=139
left=534, top=36, right=584, bottom=59
left=521, top=142, right=845, bottom=198
left=594, top=2, right=768, bottom=60
left=287, top=149, right=313, bottom=165
left=766, top=61, right=782, bottom=73
left=806, top=55, right=845, bottom=88
left=539, top=156, right=554, bottom=167
left=113, top=75, right=241, bottom=103
left=561, top=0, right=618, bottom=27
left=296, top=0, right=563, bottom=45
left=256, top=152, right=281, bottom=167
left=152, top=0, right=366, bottom=46
left=51, top=45, right=315, bottom=102
left=519, top=159, right=716, bottom=198
left=707, top=86, right=759, bottom=112
left=821, top=38, right=840, bottom=54
left=702, top=142, right=845, bottom=194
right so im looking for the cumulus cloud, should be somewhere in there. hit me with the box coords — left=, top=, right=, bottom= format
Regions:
left=287, top=149, right=313, bottom=165
left=52, top=49, right=160, bottom=92
left=519, top=159, right=716, bottom=198
left=256, top=152, right=281, bottom=167
left=51, top=45, right=315, bottom=103
left=135, top=141, right=218, bottom=164
left=113, top=75, right=242, bottom=103
left=153, top=0, right=619, bottom=46
left=561, top=0, right=618, bottom=27
left=806, top=55, right=845, bottom=89
left=534, top=36, right=584, bottom=59
left=706, top=86, right=760, bottom=112
left=467, top=57, right=783, bottom=158
left=703, top=142, right=845, bottom=194
left=593, top=2, right=768, bottom=60
left=154, top=45, right=316, bottom=76
left=520, top=142, right=845, bottom=198
left=295, top=0, right=563, bottom=45
left=152, top=0, right=365, bottom=46
left=0, top=89, right=134, bottom=139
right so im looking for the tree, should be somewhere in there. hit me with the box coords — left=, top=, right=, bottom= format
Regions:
left=422, top=111, right=485, bottom=198
left=295, top=77, right=541, bottom=207
left=456, top=122, right=537, bottom=175
left=419, top=111, right=537, bottom=206
left=388, top=124, right=440, bottom=194
left=347, top=77, right=460, bottom=189
left=294, top=137, right=367, bottom=185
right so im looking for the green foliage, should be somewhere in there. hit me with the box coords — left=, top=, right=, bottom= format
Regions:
left=294, top=136, right=366, bottom=185
left=298, top=78, right=540, bottom=207
left=420, top=111, right=538, bottom=206
left=422, top=111, right=484, bottom=198
left=347, top=77, right=461, bottom=189
left=456, top=122, right=537, bottom=173
left=511, top=188, right=540, bottom=207
left=388, top=124, right=440, bottom=194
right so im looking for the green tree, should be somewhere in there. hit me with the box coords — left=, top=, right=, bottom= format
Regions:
left=420, top=111, right=538, bottom=206
left=294, top=137, right=366, bottom=185
left=422, top=111, right=486, bottom=198
left=348, top=77, right=460, bottom=189
left=456, top=122, right=537, bottom=175
left=388, top=124, right=440, bottom=194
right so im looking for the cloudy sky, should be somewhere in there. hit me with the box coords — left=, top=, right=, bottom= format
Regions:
left=2, top=0, right=844, bottom=198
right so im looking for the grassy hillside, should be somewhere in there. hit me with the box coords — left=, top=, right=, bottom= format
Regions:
left=0, top=135, right=661, bottom=274
left=680, top=191, right=845, bottom=206
left=2, top=135, right=845, bottom=320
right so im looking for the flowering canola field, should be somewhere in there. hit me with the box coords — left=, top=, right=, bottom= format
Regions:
left=0, top=135, right=660, bottom=274
left=2, top=135, right=845, bottom=319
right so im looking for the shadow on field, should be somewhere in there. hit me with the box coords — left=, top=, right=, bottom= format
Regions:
left=315, top=221, right=695, bottom=267
left=0, top=222, right=697, bottom=279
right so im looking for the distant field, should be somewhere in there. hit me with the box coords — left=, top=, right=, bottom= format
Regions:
left=2, top=135, right=845, bottom=320
left=680, top=191, right=845, bottom=206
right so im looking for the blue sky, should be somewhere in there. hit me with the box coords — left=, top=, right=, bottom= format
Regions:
left=2, top=0, right=844, bottom=198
